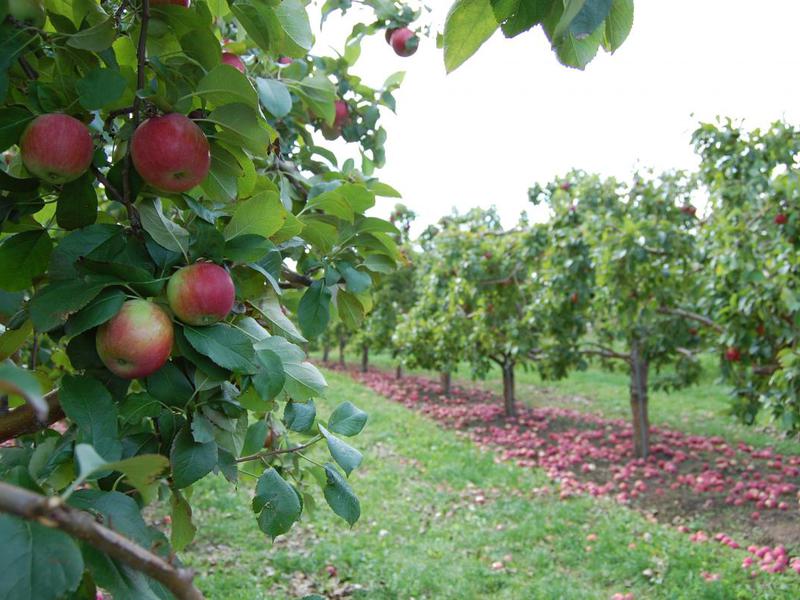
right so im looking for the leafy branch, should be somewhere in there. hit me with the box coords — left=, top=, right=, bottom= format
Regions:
left=235, top=434, right=323, bottom=464
left=0, top=389, right=62, bottom=442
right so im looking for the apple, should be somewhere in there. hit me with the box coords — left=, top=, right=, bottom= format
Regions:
left=167, top=263, right=235, bottom=326
left=221, top=52, right=245, bottom=73
left=389, top=27, right=418, bottom=57
left=384, top=28, right=397, bottom=44
left=756, top=323, right=766, bottom=336
left=775, top=213, right=788, bottom=225
left=725, top=347, right=741, bottom=362
left=688, top=327, right=698, bottom=335
left=20, top=114, right=93, bottom=184
left=96, top=299, right=174, bottom=379
left=131, top=113, right=210, bottom=193
left=680, top=205, right=697, bottom=216
left=150, top=0, right=190, bottom=6
left=277, top=56, right=293, bottom=65
left=321, top=100, right=349, bottom=140
left=559, top=181, right=572, bottom=191
left=8, top=0, right=46, bottom=27
left=570, top=292, right=579, bottom=304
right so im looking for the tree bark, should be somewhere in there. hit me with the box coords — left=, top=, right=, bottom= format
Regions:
left=322, top=345, right=330, bottom=363
left=502, top=359, right=516, bottom=417
left=338, top=339, right=346, bottom=367
left=0, top=390, right=63, bottom=443
left=629, top=339, right=650, bottom=459
left=0, top=481, right=204, bottom=600
left=395, top=364, right=403, bottom=379
left=361, top=345, right=369, bottom=373
left=440, top=372, right=451, bottom=396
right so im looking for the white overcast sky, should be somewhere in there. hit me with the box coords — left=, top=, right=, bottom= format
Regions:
left=313, top=1, right=800, bottom=231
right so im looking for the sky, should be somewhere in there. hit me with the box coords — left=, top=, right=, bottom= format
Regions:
left=313, top=1, right=800, bottom=231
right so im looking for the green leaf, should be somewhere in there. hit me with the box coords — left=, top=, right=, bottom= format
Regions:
left=319, top=424, right=362, bottom=476
left=190, top=413, right=216, bottom=444
left=146, top=362, right=194, bottom=409
left=253, top=348, right=286, bottom=401
left=138, top=199, right=190, bottom=257
left=294, top=76, right=336, bottom=124
left=210, top=103, right=272, bottom=158
left=444, top=0, right=500, bottom=73
left=337, top=289, right=364, bottom=329
left=48, top=224, right=120, bottom=281
left=253, top=294, right=307, bottom=343
left=196, top=64, right=259, bottom=108
left=64, top=287, right=126, bottom=337
left=76, top=68, right=126, bottom=110
left=368, top=181, right=402, bottom=198
left=0, top=230, right=52, bottom=291
left=297, top=280, right=331, bottom=339
left=566, top=0, right=612, bottom=39
left=241, top=420, right=269, bottom=456
left=0, top=362, right=45, bottom=420
left=183, top=323, right=257, bottom=373
left=272, top=0, right=314, bottom=55
left=0, top=319, right=32, bottom=361
left=283, top=399, right=316, bottom=432
left=30, top=277, right=112, bottom=332
left=603, top=0, right=633, bottom=52
left=0, top=515, right=84, bottom=600
left=0, top=105, right=34, bottom=152
left=170, top=425, right=218, bottom=489
left=66, top=18, right=116, bottom=52
left=327, top=401, right=368, bottom=437
left=256, top=336, right=326, bottom=399
left=56, top=172, right=98, bottom=230
left=323, top=463, right=360, bottom=525
left=170, top=489, right=197, bottom=551
left=554, top=25, right=604, bottom=69
left=60, top=375, right=122, bottom=462
left=491, top=0, right=549, bottom=38
left=225, top=234, right=274, bottom=263
left=257, top=77, right=293, bottom=118
left=224, top=191, right=286, bottom=240
left=253, top=467, right=302, bottom=540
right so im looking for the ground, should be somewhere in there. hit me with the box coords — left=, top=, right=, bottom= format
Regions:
left=179, top=364, right=800, bottom=599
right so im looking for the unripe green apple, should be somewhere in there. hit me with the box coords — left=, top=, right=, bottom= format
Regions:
left=20, top=114, right=94, bottom=184
left=96, top=300, right=174, bottom=379
left=167, top=263, right=235, bottom=326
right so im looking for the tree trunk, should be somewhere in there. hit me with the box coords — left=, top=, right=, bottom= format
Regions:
left=395, top=364, right=403, bottom=379
left=502, top=359, right=516, bottom=417
left=361, top=345, right=369, bottom=373
left=629, top=339, right=650, bottom=459
left=322, top=345, right=330, bottom=363
left=338, top=339, right=346, bottom=367
left=440, top=372, right=451, bottom=396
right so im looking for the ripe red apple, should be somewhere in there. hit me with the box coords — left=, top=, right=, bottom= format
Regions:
left=680, top=205, right=697, bottom=216
left=8, top=0, right=46, bottom=27
left=20, top=114, right=93, bottom=184
left=321, top=100, right=349, bottom=140
left=775, top=213, right=788, bottom=225
left=131, top=113, right=210, bottom=193
left=96, top=300, right=174, bottom=379
left=559, top=181, right=572, bottom=191
left=389, top=27, right=418, bottom=57
left=221, top=52, right=245, bottom=73
left=725, top=347, right=741, bottom=362
left=384, top=28, right=397, bottom=44
left=150, top=0, right=190, bottom=6
left=167, top=263, right=235, bottom=326
left=570, top=292, right=579, bottom=304
left=277, top=56, right=293, bottom=65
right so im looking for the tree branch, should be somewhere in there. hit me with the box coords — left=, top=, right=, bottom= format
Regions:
left=580, top=343, right=631, bottom=362
left=235, top=434, right=322, bottom=464
left=91, top=165, right=142, bottom=231
left=657, top=306, right=723, bottom=333
left=0, top=481, right=204, bottom=600
left=18, top=56, right=38, bottom=80
left=280, top=267, right=313, bottom=289
left=0, top=390, right=62, bottom=442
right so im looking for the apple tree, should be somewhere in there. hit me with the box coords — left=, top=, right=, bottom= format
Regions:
left=0, top=0, right=415, bottom=597
left=531, top=171, right=705, bottom=458
left=693, top=120, right=800, bottom=431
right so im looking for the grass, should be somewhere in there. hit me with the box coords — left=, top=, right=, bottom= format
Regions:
left=182, top=370, right=800, bottom=599
left=362, top=352, right=800, bottom=455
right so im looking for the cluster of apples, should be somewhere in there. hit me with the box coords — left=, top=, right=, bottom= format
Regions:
left=96, top=262, right=236, bottom=379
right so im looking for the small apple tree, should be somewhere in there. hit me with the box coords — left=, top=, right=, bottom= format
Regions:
left=0, top=1, right=417, bottom=598
left=531, top=171, right=705, bottom=458
left=694, top=120, right=800, bottom=430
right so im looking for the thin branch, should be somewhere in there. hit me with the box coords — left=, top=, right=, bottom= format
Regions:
left=18, top=56, right=38, bottom=79
left=0, top=390, right=62, bottom=442
left=580, top=343, right=631, bottom=362
left=280, top=267, right=313, bottom=289
left=0, top=481, right=204, bottom=600
left=657, top=306, right=723, bottom=333
left=91, top=165, right=142, bottom=231
left=235, top=434, right=322, bottom=464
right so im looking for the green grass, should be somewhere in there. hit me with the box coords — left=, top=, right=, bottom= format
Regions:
left=363, top=352, right=800, bottom=455
left=183, top=370, right=800, bottom=599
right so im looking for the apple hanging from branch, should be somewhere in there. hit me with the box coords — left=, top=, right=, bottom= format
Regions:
left=19, top=114, right=94, bottom=184
left=167, top=263, right=236, bottom=326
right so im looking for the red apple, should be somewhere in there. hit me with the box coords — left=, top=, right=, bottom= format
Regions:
left=725, top=347, right=741, bottom=362
left=167, top=263, right=235, bottom=326
left=96, top=299, right=174, bottom=379
left=277, top=56, right=293, bottom=65
left=221, top=52, right=245, bottom=73
left=20, top=114, right=93, bottom=184
left=775, top=213, right=788, bottom=225
left=680, top=205, right=697, bottom=216
left=389, top=27, right=418, bottom=57
left=150, top=0, right=190, bottom=6
left=321, top=100, right=349, bottom=140
left=385, top=28, right=397, bottom=44
left=570, top=292, right=579, bottom=304
left=131, top=113, right=210, bottom=193
left=559, top=181, right=572, bottom=191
